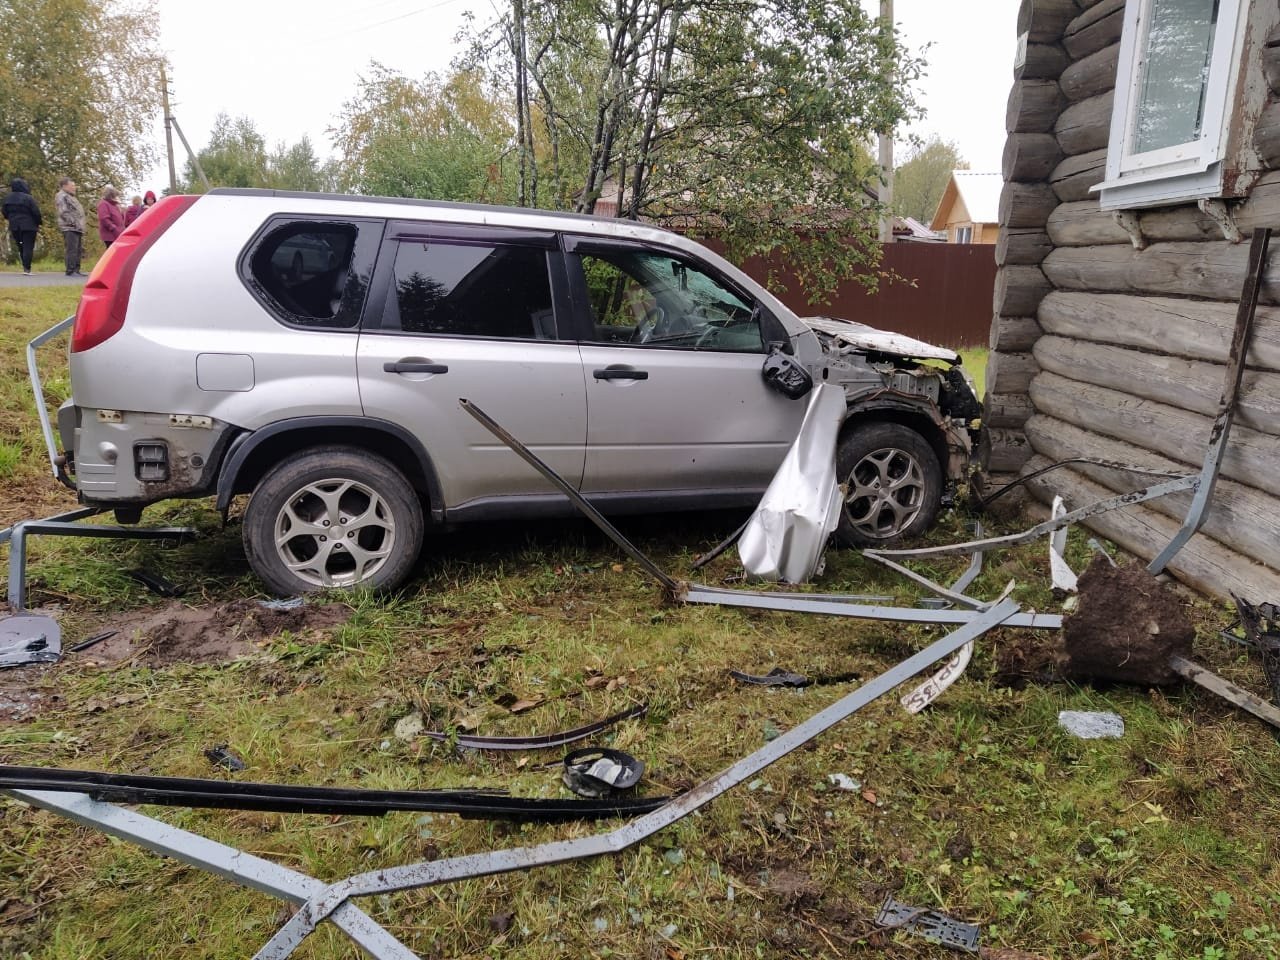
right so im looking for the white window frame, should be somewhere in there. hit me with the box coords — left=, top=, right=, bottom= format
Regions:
left=955, top=225, right=973, bottom=243
left=1094, top=0, right=1249, bottom=210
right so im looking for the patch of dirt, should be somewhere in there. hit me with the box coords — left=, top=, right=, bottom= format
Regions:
left=1059, top=558, right=1194, bottom=687
left=82, top=599, right=350, bottom=666
left=0, top=666, right=58, bottom=722
left=993, top=632, right=1061, bottom=688
left=762, top=865, right=823, bottom=911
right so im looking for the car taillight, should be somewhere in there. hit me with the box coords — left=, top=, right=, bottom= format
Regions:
left=71, top=195, right=201, bottom=353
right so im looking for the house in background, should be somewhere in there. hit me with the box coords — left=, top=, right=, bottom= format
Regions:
left=984, top=0, right=1280, bottom=601
left=930, top=171, right=1002, bottom=243
left=891, top=216, right=946, bottom=242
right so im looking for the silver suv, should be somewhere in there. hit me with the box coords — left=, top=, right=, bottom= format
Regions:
left=58, top=189, right=980, bottom=594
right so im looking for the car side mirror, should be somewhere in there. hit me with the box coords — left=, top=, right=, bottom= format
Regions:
left=762, top=344, right=813, bottom=400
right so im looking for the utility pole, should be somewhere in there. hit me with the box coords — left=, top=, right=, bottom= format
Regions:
left=877, top=0, right=894, bottom=243
left=160, top=61, right=177, bottom=194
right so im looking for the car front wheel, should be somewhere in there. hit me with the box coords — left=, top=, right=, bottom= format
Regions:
left=835, top=422, right=942, bottom=547
left=243, top=446, right=424, bottom=594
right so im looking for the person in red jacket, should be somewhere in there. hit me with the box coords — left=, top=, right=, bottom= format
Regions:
left=97, top=186, right=124, bottom=247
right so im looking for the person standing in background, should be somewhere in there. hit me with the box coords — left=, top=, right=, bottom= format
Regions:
left=123, top=194, right=144, bottom=227
left=55, top=178, right=86, bottom=277
left=142, top=189, right=156, bottom=211
left=97, top=185, right=124, bottom=248
left=2, top=178, right=42, bottom=275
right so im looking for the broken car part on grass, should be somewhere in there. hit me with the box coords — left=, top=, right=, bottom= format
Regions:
left=1231, top=595, right=1280, bottom=707
left=0, top=614, right=61, bottom=669
left=423, top=703, right=648, bottom=752
left=561, top=747, right=645, bottom=798
left=874, top=896, right=980, bottom=953
left=5, top=600, right=1025, bottom=960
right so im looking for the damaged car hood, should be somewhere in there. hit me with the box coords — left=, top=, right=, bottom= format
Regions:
left=801, top=316, right=960, bottom=364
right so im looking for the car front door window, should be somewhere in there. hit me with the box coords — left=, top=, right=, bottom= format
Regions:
left=578, top=250, right=764, bottom=353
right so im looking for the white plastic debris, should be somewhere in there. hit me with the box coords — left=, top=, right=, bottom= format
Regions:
left=827, top=773, right=862, bottom=791
left=738, top=383, right=846, bottom=583
left=1057, top=710, right=1125, bottom=739
left=1048, top=495, right=1079, bottom=593
left=900, top=642, right=974, bottom=714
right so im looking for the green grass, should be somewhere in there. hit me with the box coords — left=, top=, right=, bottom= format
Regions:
left=0, top=291, right=1277, bottom=959
left=957, top=346, right=988, bottom=399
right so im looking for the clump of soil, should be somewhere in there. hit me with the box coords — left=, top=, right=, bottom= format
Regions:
left=1058, top=557, right=1194, bottom=687
left=84, top=599, right=350, bottom=666
left=993, top=632, right=1063, bottom=688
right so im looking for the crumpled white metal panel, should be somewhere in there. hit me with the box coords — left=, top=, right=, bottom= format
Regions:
left=738, top=383, right=846, bottom=583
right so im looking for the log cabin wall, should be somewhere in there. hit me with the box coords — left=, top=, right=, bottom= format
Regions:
left=984, top=0, right=1280, bottom=600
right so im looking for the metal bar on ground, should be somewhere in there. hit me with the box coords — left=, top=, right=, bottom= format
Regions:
left=251, top=599, right=1024, bottom=959
left=26, top=316, right=74, bottom=480
left=5, top=789, right=418, bottom=960
left=0, top=506, right=102, bottom=546
left=7, top=519, right=194, bottom=610
left=1148, top=228, right=1271, bottom=575
left=459, top=398, right=680, bottom=594
left=1168, top=655, right=1280, bottom=731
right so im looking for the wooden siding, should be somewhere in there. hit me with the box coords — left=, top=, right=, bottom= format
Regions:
left=985, top=0, right=1280, bottom=600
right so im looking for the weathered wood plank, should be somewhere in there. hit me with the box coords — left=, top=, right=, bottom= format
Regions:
left=1029, top=371, right=1280, bottom=499
left=1003, top=132, right=1064, bottom=181
left=994, top=264, right=1053, bottom=316
left=1055, top=91, right=1114, bottom=156
left=1007, top=78, right=1066, bottom=134
left=1255, top=97, right=1280, bottom=170
left=986, top=350, right=1040, bottom=394
left=1049, top=148, right=1107, bottom=201
left=1018, top=0, right=1080, bottom=44
left=1032, top=334, right=1280, bottom=434
left=1063, top=0, right=1124, bottom=61
left=1059, top=41, right=1119, bottom=102
left=1015, top=42, right=1072, bottom=81
left=980, top=426, right=1033, bottom=473
left=1040, top=241, right=1280, bottom=304
left=1019, top=455, right=1280, bottom=602
left=1000, top=181, right=1059, bottom=228
left=984, top=391, right=1037, bottom=428
left=1025, top=414, right=1280, bottom=573
left=1038, top=290, right=1280, bottom=372
left=997, top=228, right=1054, bottom=266
left=989, top=314, right=1043, bottom=352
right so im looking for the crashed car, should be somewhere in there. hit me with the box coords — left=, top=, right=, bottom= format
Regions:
left=57, top=189, right=980, bottom=594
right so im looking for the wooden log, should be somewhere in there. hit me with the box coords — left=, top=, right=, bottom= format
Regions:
left=1032, top=334, right=1280, bottom=434
left=1020, top=455, right=1280, bottom=602
left=984, top=391, right=1037, bottom=428
left=1255, top=98, right=1280, bottom=171
left=1003, top=132, right=1064, bottom=181
left=1063, top=0, right=1124, bottom=61
left=997, top=228, right=1054, bottom=266
left=1264, top=23, right=1280, bottom=96
left=1038, top=290, right=1280, bottom=373
left=1050, top=148, right=1106, bottom=202
left=989, top=314, right=1043, bottom=352
left=1059, top=42, right=1119, bottom=102
left=1018, top=0, right=1080, bottom=44
left=1007, top=78, right=1066, bottom=134
left=979, top=426, right=1033, bottom=473
left=994, top=264, right=1053, bottom=316
left=986, top=350, right=1040, bottom=394
left=1029, top=371, right=1280, bottom=499
left=1041, top=241, right=1280, bottom=304
left=1024, top=414, right=1280, bottom=573
left=1000, top=181, right=1059, bottom=228
left=1055, top=91, right=1114, bottom=156
left=1044, top=171, right=1280, bottom=246
left=1015, top=42, right=1071, bottom=81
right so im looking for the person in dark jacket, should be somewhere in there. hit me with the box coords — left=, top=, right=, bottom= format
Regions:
left=2, top=178, right=42, bottom=275
left=97, top=185, right=124, bottom=247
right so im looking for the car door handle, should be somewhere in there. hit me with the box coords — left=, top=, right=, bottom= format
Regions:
left=384, top=359, right=448, bottom=375
left=593, top=366, right=649, bottom=381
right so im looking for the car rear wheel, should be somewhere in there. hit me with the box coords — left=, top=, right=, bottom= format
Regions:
left=835, top=422, right=942, bottom=547
left=243, top=446, right=423, bottom=594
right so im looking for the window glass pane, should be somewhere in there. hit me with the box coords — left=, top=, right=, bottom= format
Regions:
left=579, top=250, right=764, bottom=353
left=385, top=242, right=554, bottom=339
left=1132, top=0, right=1218, bottom=154
left=251, top=223, right=361, bottom=327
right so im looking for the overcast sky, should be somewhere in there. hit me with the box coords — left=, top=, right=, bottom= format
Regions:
left=141, top=0, right=1021, bottom=194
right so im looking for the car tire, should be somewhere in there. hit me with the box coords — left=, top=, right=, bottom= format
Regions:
left=835, top=422, right=943, bottom=548
left=243, top=446, right=424, bottom=595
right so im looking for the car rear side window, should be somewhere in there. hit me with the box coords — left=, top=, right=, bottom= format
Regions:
left=244, top=218, right=379, bottom=329
left=383, top=241, right=555, bottom=340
